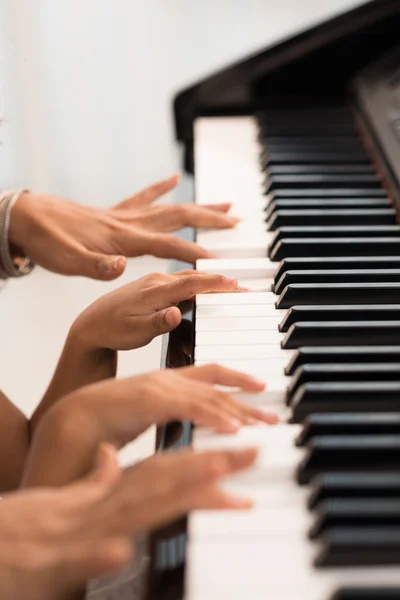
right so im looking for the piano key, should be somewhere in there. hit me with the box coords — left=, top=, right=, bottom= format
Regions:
left=274, top=258, right=400, bottom=285
left=196, top=292, right=274, bottom=305
left=265, top=174, right=382, bottom=192
left=281, top=321, right=400, bottom=349
left=316, top=527, right=400, bottom=567
left=269, top=188, right=388, bottom=199
left=310, top=499, right=400, bottom=539
left=270, top=238, right=400, bottom=261
left=308, top=473, right=400, bottom=509
left=280, top=305, right=400, bottom=332
left=201, top=238, right=269, bottom=258
left=286, top=347, right=400, bottom=376
left=267, top=209, right=397, bottom=229
left=265, top=200, right=393, bottom=220
left=291, top=383, right=400, bottom=423
left=275, top=284, right=400, bottom=310
left=196, top=316, right=281, bottom=332
left=196, top=303, right=285, bottom=318
left=297, top=413, right=400, bottom=446
left=195, top=344, right=293, bottom=362
left=197, top=228, right=270, bottom=246
left=196, top=257, right=276, bottom=279
left=270, top=226, right=400, bottom=246
left=275, top=270, right=400, bottom=295
left=297, top=435, right=400, bottom=484
left=266, top=165, right=376, bottom=175
left=195, top=329, right=283, bottom=346
left=331, top=588, right=400, bottom=600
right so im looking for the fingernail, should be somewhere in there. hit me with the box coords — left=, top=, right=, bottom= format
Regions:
left=108, top=256, right=126, bottom=273
left=248, top=376, right=266, bottom=388
left=221, top=276, right=238, bottom=286
left=229, top=497, right=254, bottom=509
left=236, top=286, right=251, bottom=292
left=246, top=417, right=259, bottom=426
left=226, top=216, right=241, bottom=226
left=228, top=418, right=242, bottom=430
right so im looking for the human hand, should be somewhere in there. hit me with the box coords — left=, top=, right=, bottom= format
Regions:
left=24, top=364, right=276, bottom=487
left=9, top=175, right=237, bottom=280
left=3, top=443, right=257, bottom=600
left=71, top=271, right=245, bottom=353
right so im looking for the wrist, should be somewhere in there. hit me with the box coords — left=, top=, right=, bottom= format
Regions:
left=67, top=320, right=117, bottom=378
left=8, top=191, right=33, bottom=251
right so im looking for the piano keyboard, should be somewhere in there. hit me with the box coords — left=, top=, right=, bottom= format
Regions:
left=186, top=108, right=400, bottom=600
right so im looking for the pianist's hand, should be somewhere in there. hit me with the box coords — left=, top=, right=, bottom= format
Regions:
left=9, top=175, right=236, bottom=280
left=23, top=364, right=276, bottom=487
left=31, top=270, right=247, bottom=432
left=4, top=443, right=257, bottom=600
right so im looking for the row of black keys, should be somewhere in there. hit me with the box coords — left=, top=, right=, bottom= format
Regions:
left=259, top=110, right=400, bottom=573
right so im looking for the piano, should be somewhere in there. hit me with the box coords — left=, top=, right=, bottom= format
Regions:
left=146, top=2, right=400, bottom=600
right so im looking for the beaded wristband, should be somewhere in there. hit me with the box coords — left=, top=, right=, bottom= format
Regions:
left=0, top=189, right=34, bottom=278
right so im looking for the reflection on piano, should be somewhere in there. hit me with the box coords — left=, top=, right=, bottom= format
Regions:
left=147, top=2, right=400, bottom=599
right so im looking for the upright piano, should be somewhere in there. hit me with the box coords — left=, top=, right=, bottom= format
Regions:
left=148, top=2, right=400, bottom=599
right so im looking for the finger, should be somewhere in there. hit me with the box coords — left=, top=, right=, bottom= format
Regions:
left=62, top=537, right=133, bottom=586
left=139, top=306, right=182, bottom=340
left=150, top=233, right=213, bottom=262
left=178, top=364, right=265, bottom=391
left=167, top=204, right=240, bottom=230
left=116, top=174, right=180, bottom=209
left=77, top=249, right=127, bottom=281
left=203, top=203, right=232, bottom=213
left=152, top=274, right=240, bottom=307
left=66, top=443, right=121, bottom=507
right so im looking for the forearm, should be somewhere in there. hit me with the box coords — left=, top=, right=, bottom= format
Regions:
left=23, top=397, right=101, bottom=488
left=30, top=326, right=117, bottom=434
left=0, top=391, right=29, bottom=492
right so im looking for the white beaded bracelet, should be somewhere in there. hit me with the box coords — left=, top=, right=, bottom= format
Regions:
left=0, top=189, right=34, bottom=278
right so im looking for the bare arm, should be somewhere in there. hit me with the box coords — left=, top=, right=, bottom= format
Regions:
left=0, top=390, right=29, bottom=491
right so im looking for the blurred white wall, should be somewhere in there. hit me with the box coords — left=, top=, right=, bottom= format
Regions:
left=0, top=0, right=365, bottom=429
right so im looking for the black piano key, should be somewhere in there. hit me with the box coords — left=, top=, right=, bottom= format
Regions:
left=270, top=239, right=400, bottom=261
left=296, top=413, right=400, bottom=446
left=291, top=382, right=400, bottom=424
left=265, top=165, right=375, bottom=175
left=270, top=225, right=400, bottom=246
left=297, top=435, right=400, bottom=484
left=265, top=199, right=393, bottom=220
left=260, top=135, right=362, bottom=146
left=279, top=305, right=400, bottom=333
left=259, top=123, right=357, bottom=137
left=331, top=588, right=400, bottom=600
left=270, top=189, right=388, bottom=199
left=310, top=499, right=400, bottom=539
left=265, top=174, right=382, bottom=192
left=276, top=283, right=400, bottom=310
left=285, top=346, right=400, bottom=376
left=267, top=209, right=397, bottom=230
left=315, top=527, right=400, bottom=567
left=309, top=473, right=400, bottom=509
left=266, top=153, right=372, bottom=166
left=274, top=258, right=400, bottom=287
left=274, top=270, right=400, bottom=295
left=282, top=321, right=400, bottom=349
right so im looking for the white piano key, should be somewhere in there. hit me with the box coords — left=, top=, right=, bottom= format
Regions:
left=202, top=238, right=270, bottom=258
left=195, top=345, right=293, bottom=361
left=195, top=359, right=290, bottom=381
left=196, top=292, right=274, bottom=305
left=195, top=316, right=281, bottom=331
left=197, top=229, right=271, bottom=246
left=196, top=303, right=282, bottom=318
left=196, top=257, right=277, bottom=279
left=195, top=329, right=283, bottom=346
left=238, top=277, right=272, bottom=291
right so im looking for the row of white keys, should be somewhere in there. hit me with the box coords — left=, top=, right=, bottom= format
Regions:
left=187, top=427, right=400, bottom=600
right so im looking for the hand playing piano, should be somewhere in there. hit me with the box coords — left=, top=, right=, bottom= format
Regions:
left=9, top=175, right=236, bottom=280
left=23, top=364, right=276, bottom=487
left=2, top=443, right=257, bottom=600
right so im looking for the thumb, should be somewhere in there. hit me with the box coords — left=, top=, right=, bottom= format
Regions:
left=79, top=250, right=127, bottom=281
left=149, top=307, right=182, bottom=337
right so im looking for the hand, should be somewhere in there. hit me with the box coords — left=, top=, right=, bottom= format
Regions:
left=71, top=271, right=245, bottom=352
left=3, top=443, right=257, bottom=600
left=9, top=175, right=238, bottom=280
left=24, top=364, right=276, bottom=487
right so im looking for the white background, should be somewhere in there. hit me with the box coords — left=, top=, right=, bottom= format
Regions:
left=0, top=0, right=365, bottom=457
